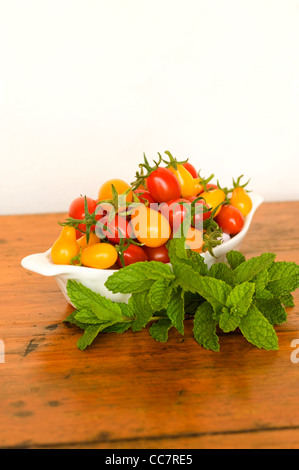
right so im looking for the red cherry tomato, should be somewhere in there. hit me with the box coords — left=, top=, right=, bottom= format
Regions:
left=215, top=205, right=244, bottom=235
left=146, top=167, right=181, bottom=203
left=69, top=196, right=98, bottom=233
left=184, top=196, right=212, bottom=223
left=116, top=244, right=148, bottom=267
left=183, top=162, right=198, bottom=179
left=96, top=214, right=131, bottom=244
left=134, top=189, right=157, bottom=206
left=160, top=198, right=190, bottom=231
left=143, top=244, right=170, bottom=264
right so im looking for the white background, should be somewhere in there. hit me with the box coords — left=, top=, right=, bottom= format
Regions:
left=0, top=0, right=298, bottom=215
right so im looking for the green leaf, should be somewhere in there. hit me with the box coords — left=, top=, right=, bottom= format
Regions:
left=77, top=323, right=114, bottom=350
left=166, top=287, right=185, bottom=335
left=174, top=263, right=232, bottom=317
left=219, top=306, right=240, bottom=333
left=252, top=268, right=269, bottom=295
left=233, top=253, right=276, bottom=285
left=149, top=279, right=173, bottom=311
left=101, top=321, right=133, bottom=334
left=226, top=281, right=255, bottom=314
left=105, top=261, right=175, bottom=294
left=149, top=318, right=173, bottom=342
left=254, top=298, right=287, bottom=325
left=226, top=250, right=246, bottom=270
left=279, top=293, right=295, bottom=308
left=64, top=312, right=86, bottom=330
left=208, top=262, right=234, bottom=287
left=193, top=301, right=220, bottom=351
left=184, top=291, right=205, bottom=316
left=129, top=291, right=154, bottom=332
left=266, top=262, right=299, bottom=295
left=239, top=304, right=278, bottom=350
left=67, top=280, right=123, bottom=323
left=167, top=237, right=208, bottom=275
left=75, top=308, right=102, bottom=324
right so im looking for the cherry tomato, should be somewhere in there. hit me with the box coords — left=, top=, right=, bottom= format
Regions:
left=69, top=196, right=98, bottom=233
left=230, top=187, right=252, bottom=216
left=130, top=205, right=171, bottom=247
left=183, top=162, right=198, bottom=179
left=186, top=197, right=212, bottom=223
left=146, top=167, right=181, bottom=203
left=143, top=244, right=170, bottom=264
left=81, top=243, right=118, bottom=269
left=98, top=179, right=132, bottom=203
left=160, top=198, right=190, bottom=231
left=200, top=188, right=225, bottom=217
left=134, top=189, right=157, bottom=206
left=168, top=164, right=200, bottom=198
left=77, top=232, right=101, bottom=250
left=116, top=244, right=148, bottom=268
left=51, top=227, right=79, bottom=265
left=185, top=227, right=203, bottom=253
left=215, top=204, right=244, bottom=235
left=96, top=214, right=131, bottom=244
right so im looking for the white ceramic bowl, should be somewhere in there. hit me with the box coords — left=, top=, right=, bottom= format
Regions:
left=21, top=193, right=264, bottom=306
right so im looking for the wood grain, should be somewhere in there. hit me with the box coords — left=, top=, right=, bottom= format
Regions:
left=0, top=202, right=299, bottom=449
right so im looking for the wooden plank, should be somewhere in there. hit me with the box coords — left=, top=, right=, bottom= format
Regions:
left=0, top=203, right=299, bottom=449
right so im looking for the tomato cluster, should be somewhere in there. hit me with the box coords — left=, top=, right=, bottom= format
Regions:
left=51, top=152, right=252, bottom=269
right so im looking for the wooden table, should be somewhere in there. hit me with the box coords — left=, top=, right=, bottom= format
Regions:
left=1, top=202, right=299, bottom=449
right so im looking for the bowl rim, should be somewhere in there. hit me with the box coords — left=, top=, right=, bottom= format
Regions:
left=21, top=192, right=264, bottom=278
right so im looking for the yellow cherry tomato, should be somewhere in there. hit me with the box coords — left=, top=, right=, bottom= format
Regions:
left=51, top=226, right=80, bottom=265
left=81, top=243, right=118, bottom=269
left=168, top=165, right=199, bottom=198
left=98, top=179, right=132, bottom=203
left=201, top=188, right=226, bottom=217
left=230, top=187, right=252, bottom=216
left=77, top=232, right=101, bottom=250
left=185, top=227, right=203, bottom=253
left=130, top=205, right=171, bottom=248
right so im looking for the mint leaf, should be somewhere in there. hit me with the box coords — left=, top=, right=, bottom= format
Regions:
left=279, top=293, right=295, bottom=308
left=239, top=304, right=278, bottom=350
left=226, top=281, right=255, bottom=314
left=75, top=308, right=101, bottom=324
left=233, top=253, right=276, bottom=285
left=167, top=237, right=188, bottom=265
left=166, top=287, right=185, bottom=335
left=252, top=268, right=269, bottom=295
left=64, top=312, right=86, bottom=330
left=208, top=262, right=234, bottom=287
left=226, top=250, right=246, bottom=270
left=266, top=263, right=299, bottom=295
left=67, top=281, right=124, bottom=324
left=77, top=324, right=112, bottom=350
left=105, top=261, right=175, bottom=294
left=101, top=322, right=133, bottom=334
left=174, top=263, right=232, bottom=317
left=219, top=307, right=240, bottom=333
left=254, top=298, right=287, bottom=325
left=149, top=318, right=172, bottom=342
left=129, top=291, right=154, bottom=332
left=149, top=279, right=173, bottom=311
left=193, top=301, right=220, bottom=351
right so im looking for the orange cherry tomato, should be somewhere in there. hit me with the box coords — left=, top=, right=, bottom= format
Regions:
left=200, top=188, right=226, bottom=217
left=230, top=187, right=252, bottom=216
left=185, top=227, right=203, bottom=253
left=98, top=179, right=133, bottom=203
left=77, top=232, right=101, bottom=250
left=130, top=205, right=171, bottom=248
left=81, top=243, right=118, bottom=269
left=51, top=227, right=80, bottom=265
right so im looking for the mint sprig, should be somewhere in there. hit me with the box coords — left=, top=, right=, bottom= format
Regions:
left=64, top=238, right=299, bottom=351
